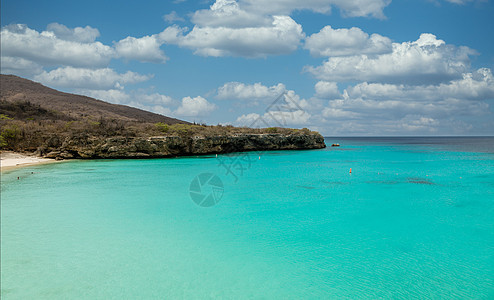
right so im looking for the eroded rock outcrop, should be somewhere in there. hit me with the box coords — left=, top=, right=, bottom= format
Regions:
left=38, top=133, right=326, bottom=159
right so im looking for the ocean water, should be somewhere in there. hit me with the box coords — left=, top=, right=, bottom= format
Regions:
left=1, top=137, right=494, bottom=299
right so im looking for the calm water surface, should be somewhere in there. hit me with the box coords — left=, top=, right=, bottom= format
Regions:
left=1, top=137, right=494, bottom=299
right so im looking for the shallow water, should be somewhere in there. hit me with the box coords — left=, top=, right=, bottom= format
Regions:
left=1, top=137, right=494, bottom=299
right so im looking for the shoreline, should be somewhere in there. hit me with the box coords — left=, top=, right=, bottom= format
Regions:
left=0, top=151, right=59, bottom=172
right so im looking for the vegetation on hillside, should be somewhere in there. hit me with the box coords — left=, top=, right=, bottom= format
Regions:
left=0, top=101, right=317, bottom=152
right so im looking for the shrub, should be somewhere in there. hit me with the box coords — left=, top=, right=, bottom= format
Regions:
left=0, top=135, right=7, bottom=148
left=0, top=125, right=20, bottom=149
left=0, top=114, right=13, bottom=120
left=155, top=122, right=169, bottom=133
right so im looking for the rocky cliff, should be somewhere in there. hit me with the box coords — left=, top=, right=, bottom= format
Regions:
left=41, top=133, right=326, bottom=159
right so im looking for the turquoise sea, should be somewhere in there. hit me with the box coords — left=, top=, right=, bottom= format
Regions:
left=1, top=137, right=494, bottom=299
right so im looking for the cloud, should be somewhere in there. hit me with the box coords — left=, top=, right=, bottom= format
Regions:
left=137, top=93, right=174, bottom=106
left=114, top=35, right=168, bottom=63
left=79, top=89, right=174, bottom=116
left=319, top=113, right=484, bottom=135
left=1, top=24, right=114, bottom=68
left=235, top=113, right=262, bottom=125
left=125, top=92, right=174, bottom=116
left=175, top=96, right=217, bottom=116
left=235, top=110, right=311, bottom=126
left=325, top=96, right=488, bottom=120
left=46, top=23, right=100, bottom=43
left=314, top=68, right=493, bottom=134
left=191, top=0, right=271, bottom=28
left=34, top=67, right=151, bottom=90
left=191, top=0, right=391, bottom=30
left=265, top=109, right=312, bottom=125
left=443, top=0, right=478, bottom=4
left=163, top=11, right=185, bottom=23
left=345, top=68, right=494, bottom=101
left=163, top=0, right=391, bottom=58
left=0, top=22, right=170, bottom=79
left=321, top=107, right=361, bottom=119
left=233, top=89, right=313, bottom=127
left=216, top=82, right=286, bottom=100
left=81, top=89, right=131, bottom=104
left=160, top=15, right=304, bottom=57
left=231, top=68, right=493, bottom=135
left=241, top=0, right=391, bottom=19
left=0, top=56, right=43, bottom=77
left=315, top=81, right=341, bottom=98
left=305, top=33, right=476, bottom=85
left=305, top=26, right=392, bottom=57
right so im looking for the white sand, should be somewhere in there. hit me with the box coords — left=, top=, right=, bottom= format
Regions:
left=0, top=151, right=58, bottom=171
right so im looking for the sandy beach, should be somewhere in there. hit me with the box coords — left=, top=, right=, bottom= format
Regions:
left=0, top=151, right=58, bottom=172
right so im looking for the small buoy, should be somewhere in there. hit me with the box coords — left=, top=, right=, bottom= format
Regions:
left=259, top=156, right=261, bottom=160
left=349, top=168, right=352, bottom=174
left=216, top=154, right=218, bottom=158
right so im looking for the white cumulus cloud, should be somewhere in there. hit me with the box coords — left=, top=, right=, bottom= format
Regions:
left=305, top=26, right=392, bottom=57
left=315, top=68, right=493, bottom=135
left=191, top=0, right=271, bottom=28
left=163, top=11, right=185, bottom=23
left=236, top=110, right=311, bottom=127
left=216, top=82, right=286, bottom=100
left=235, top=113, right=262, bottom=126
left=235, top=110, right=311, bottom=127
left=46, top=23, right=100, bottom=43
left=234, top=89, right=313, bottom=127
left=444, top=0, right=478, bottom=4
left=79, top=89, right=174, bottom=116
left=163, top=0, right=391, bottom=58
left=322, top=107, right=361, bottom=119
left=345, top=68, right=494, bottom=101
left=192, top=0, right=271, bottom=28
left=1, top=24, right=114, bottom=69
left=34, top=67, right=151, bottom=90
left=160, top=15, right=304, bottom=57
left=306, top=33, right=476, bottom=84
left=114, top=35, right=168, bottom=63
left=0, top=56, right=43, bottom=77
left=81, top=89, right=131, bottom=105
left=315, top=81, right=341, bottom=98
left=175, top=96, right=217, bottom=116
left=242, top=0, right=391, bottom=18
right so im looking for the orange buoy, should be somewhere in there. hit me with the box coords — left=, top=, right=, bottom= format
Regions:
left=349, top=168, right=352, bottom=174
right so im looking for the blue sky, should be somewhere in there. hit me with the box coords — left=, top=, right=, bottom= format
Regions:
left=1, top=0, right=493, bottom=135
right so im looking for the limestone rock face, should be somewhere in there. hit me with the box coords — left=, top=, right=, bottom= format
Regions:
left=38, top=133, right=326, bottom=159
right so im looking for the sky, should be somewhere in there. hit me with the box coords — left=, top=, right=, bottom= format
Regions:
left=1, top=0, right=494, bottom=136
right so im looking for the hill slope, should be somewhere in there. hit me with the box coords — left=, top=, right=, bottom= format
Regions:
left=0, top=75, right=189, bottom=124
